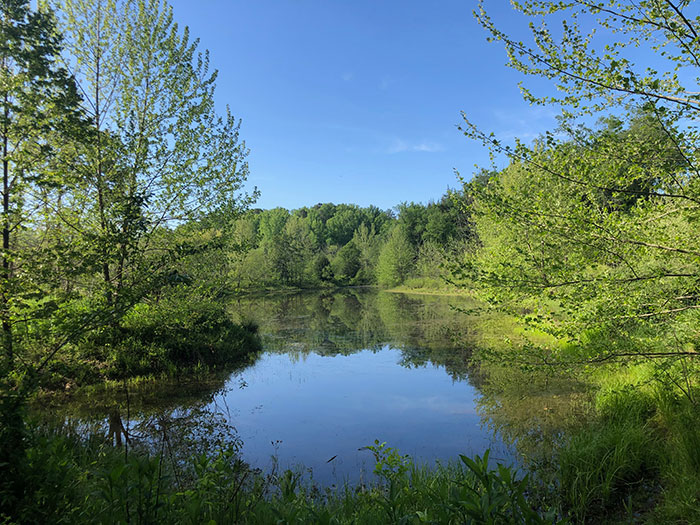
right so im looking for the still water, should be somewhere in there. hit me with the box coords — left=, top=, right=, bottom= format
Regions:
left=216, top=348, right=510, bottom=484
left=53, top=289, right=522, bottom=485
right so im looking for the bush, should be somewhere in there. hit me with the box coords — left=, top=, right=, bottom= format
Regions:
left=112, top=298, right=260, bottom=377
left=66, top=295, right=261, bottom=381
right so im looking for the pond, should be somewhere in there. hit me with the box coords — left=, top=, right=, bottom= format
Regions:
left=224, top=289, right=513, bottom=484
left=44, top=289, right=583, bottom=486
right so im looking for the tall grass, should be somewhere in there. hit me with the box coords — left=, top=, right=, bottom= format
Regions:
left=3, top=427, right=564, bottom=524
left=555, top=363, right=700, bottom=523
left=558, top=415, right=659, bottom=521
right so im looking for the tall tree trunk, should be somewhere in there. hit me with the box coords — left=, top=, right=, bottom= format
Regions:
left=2, top=105, right=12, bottom=361
left=93, top=9, right=113, bottom=307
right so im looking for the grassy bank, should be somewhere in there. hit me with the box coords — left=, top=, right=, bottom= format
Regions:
left=472, top=316, right=700, bottom=523
left=1, top=426, right=559, bottom=524
left=385, top=276, right=467, bottom=296
left=565, top=362, right=700, bottom=523
left=232, top=279, right=463, bottom=299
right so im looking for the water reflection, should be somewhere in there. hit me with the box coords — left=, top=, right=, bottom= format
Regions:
left=42, top=289, right=584, bottom=485
left=217, top=289, right=510, bottom=483
left=217, top=347, right=512, bottom=484
left=235, top=289, right=479, bottom=375
left=476, top=367, right=590, bottom=468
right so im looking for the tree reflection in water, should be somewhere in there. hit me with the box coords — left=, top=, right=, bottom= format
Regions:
left=40, top=289, right=587, bottom=481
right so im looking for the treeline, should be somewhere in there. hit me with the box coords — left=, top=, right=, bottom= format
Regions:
left=224, top=194, right=474, bottom=290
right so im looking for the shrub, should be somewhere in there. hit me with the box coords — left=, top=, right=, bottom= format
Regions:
left=115, top=298, right=260, bottom=375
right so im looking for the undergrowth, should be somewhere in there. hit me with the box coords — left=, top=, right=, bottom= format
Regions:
left=39, top=297, right=261, bottom=391
left=554, top=363, right=700, bottom=523
left=1, top=428, right=563, bottom=524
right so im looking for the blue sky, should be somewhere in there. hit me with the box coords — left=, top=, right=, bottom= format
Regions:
left=169, top=0, right=559, bottom=210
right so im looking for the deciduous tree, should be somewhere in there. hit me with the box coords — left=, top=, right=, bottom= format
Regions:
left=464, top=1, right=700, bottom=361
left=51, top=0, right=254, bottom=312
left=0, top=0, right=81, bottom=362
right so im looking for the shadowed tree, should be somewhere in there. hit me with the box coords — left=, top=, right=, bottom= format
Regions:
left=0, top=0, right=81, bottom=362
left=0, top=0, right=83, bottom=512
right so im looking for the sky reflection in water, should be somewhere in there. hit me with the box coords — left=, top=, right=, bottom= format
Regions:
left=49, top=290, right=517, bottom=486
left=211, top=291, right=514, bottom=484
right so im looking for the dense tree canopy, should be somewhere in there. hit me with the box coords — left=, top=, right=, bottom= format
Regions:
left=223, top=193, right=473, bottom=290
left=462, top=1, right=700, bottom=363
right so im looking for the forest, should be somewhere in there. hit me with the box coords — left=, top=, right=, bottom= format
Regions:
left=2, top=0, right=700, bottom=523
left=224, top=196, right=472, bottom=290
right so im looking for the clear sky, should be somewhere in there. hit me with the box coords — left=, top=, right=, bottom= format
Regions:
left=168, top=0, right=558, bottom=210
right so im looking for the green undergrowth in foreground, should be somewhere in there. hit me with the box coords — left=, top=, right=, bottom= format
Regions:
left=476, top=343, right=700, bottom=523
left=468, top=310, right=700, bottom=523
left=1, top=430, right=563, bottom=525
left=557, top=363, right=700, bottom=524
left=13, top=365, right=700, bottom=524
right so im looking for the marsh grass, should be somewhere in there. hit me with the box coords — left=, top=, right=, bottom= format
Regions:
left=558, top=415, right=659, bottom=521
left=551, top=362, right=700, bottom=523
left=3, top=425, right=564, bottom=524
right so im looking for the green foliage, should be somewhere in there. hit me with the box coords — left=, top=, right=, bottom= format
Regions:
left=0, top=0, right=260, bottom=415
left=558, top=411, right=659, bottom=521
left=463, top=1, right=700, bottom=360
left=352, top=222, right=380, bottom=284
left=4, top=426, right=561, bottom=524
left=458, top=6, right=700, bottom=519
left=0, top=1, right=87, bottom=512
left=473, top=0, right=700, bottom=116
left=325, top=205, right=364, bottom=246
left=224, top=195, right=474, bottom=291
left=309, top=253, right=334, bottom=284
left=105, top=294, right=261, bottom=378
left=0, top=0, right=82, bottom=359
left=258, top=207, right=289, bottom=241
left=366, top=440, right=411, bottom=483
left=37, top=0, right=257, bottom=343
left=377, top=225, right=415, bottom=287
left=331, top=240, right=361, bottom=284
left=396, top=202, right=428, bottom=246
